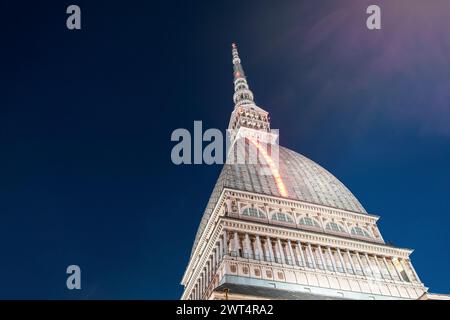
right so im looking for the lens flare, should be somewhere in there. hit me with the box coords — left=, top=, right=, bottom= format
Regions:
left=248, top=138, right=288, bottom=197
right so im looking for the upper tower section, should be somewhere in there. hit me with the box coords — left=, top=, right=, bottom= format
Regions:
left=228, top=44, right=271, bottom=134
left=232, top=43, right=254, bottom=106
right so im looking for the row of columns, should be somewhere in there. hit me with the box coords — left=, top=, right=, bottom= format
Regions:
left=189, top=230, right=420, bottom=300
left=224, top=231, right=418, bottom=283
left=191, top=232, right=230, bottom=300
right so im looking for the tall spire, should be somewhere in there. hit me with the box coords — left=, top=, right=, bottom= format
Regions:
left=231, top=43, right=255, bottom=106
left=228, top=43, right=271, bottom=133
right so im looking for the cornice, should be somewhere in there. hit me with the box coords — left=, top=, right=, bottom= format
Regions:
left=224, top=188, right=380, bottom=223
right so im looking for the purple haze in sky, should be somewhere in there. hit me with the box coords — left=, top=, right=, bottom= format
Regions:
left=271, top=0, right=450, bottom=138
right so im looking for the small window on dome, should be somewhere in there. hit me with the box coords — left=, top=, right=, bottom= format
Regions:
left=271, top=212, right=293, bottom=223
left=350, top=226, right=371, bottom=238
left=299, top=217, right=320, bottom=228
left=325, top=222, right=346, bottom=233
left=242, top=207, right=266, bottom=219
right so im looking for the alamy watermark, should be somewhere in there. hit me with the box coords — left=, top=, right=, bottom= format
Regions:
left=66, top=265, right=81, bottom=290
left=170, top=121, right=280, bottom=174
left=64, top=4, right=381, bottom=31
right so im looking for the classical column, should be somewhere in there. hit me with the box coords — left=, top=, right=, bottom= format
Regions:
left=294, top=242, right=301, bottom=266
left=273, top=239, right=281, bottom=263
left=267, top=238, right=275, bottom=262
left=297, top=241, right=306, bottom=267
left=277, top=239, right=286, bottom=264
left=406, top=259, right=421, bottom=283
left=209, top=259, right=213, bottom=283
left=210, top=266, right=213, bottom=285
left=204, top=268, right=208, bottom=292
left=256, top=235, right=263, bottom=261
left=286, top=242, right=293, bottom=265
left=196, top=283, right=200, bottom=300
left=223, top=231, right=228, bottom=257
left=336, top=248, right=347, bottom=274
left=382, top=256, right=395, bottom=281
left=287, top=240, right=296, bottom=266
left=317, top=245, right=327, bottom=270
left=327, top=247, right=337, bottom=272
left=233, top=232, right=240, bottom=257
left=391, top=258, right=405, bottom=282
left=216, top=246, right=220, bottom=269
left=197, top=280, right=200, bottom=300
left=373, top=256, right=385, bottom=280
left=262, top=238, right=268, bottom=261
left=364, top=253, right=375, bottom=277
left=211, top=255, right=214, bottom=278
left=355, top=252, right=366, bottom=276
left=213, top=249, right=217, bottom=273
left=206, top=262, right=209, bottom=288
left=199, top=275, right=203, bottom=299
left=307, top=243, right=317, bottom=269
left=399, top=259, right=411, bottom=282
left=203, top=270, right=207, bottom=297
left=244, top=233, right=252, bottom=259
left=216, top=247, right=220, bottom=272
left=212, top=253, right=215, bottom=279
left=209, top=264, right=212, bottom=288
left=204, top=270, right=207, bottom=295
left=218, top=237, right=223, bottom=262
left=346, top=250, right=357, bottom=275
left=193, top=284, right=196, bottom=300
left=204, top=269, right=207, bottom=291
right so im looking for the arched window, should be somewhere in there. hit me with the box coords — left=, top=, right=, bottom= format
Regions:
left=298, top=217, right=320, bottom=228
left=242, top=207, right=266, bottom=219
left=271, top=212, right=294, bottom=223
left=350, top=226, right=371, bottom=238
left=325, top=222, right=346, bottom=233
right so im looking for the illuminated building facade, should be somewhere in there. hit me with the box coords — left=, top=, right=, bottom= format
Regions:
left=180, top=44, right=427, bottom=300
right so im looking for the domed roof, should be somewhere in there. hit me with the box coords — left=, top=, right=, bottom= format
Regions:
left=190, top=145, right=366, bottom=257
left=233, top=146, right=366, bottom=213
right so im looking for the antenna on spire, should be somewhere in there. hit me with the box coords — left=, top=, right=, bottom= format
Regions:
left=227, top=43, right=272, bottom=136
left=231, top=43, right=254, bottom=105
left=231, top=43, right=242, bottom=72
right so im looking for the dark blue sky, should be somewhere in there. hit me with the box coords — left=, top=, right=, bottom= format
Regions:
left=1, top=0, right=449, bottom=299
